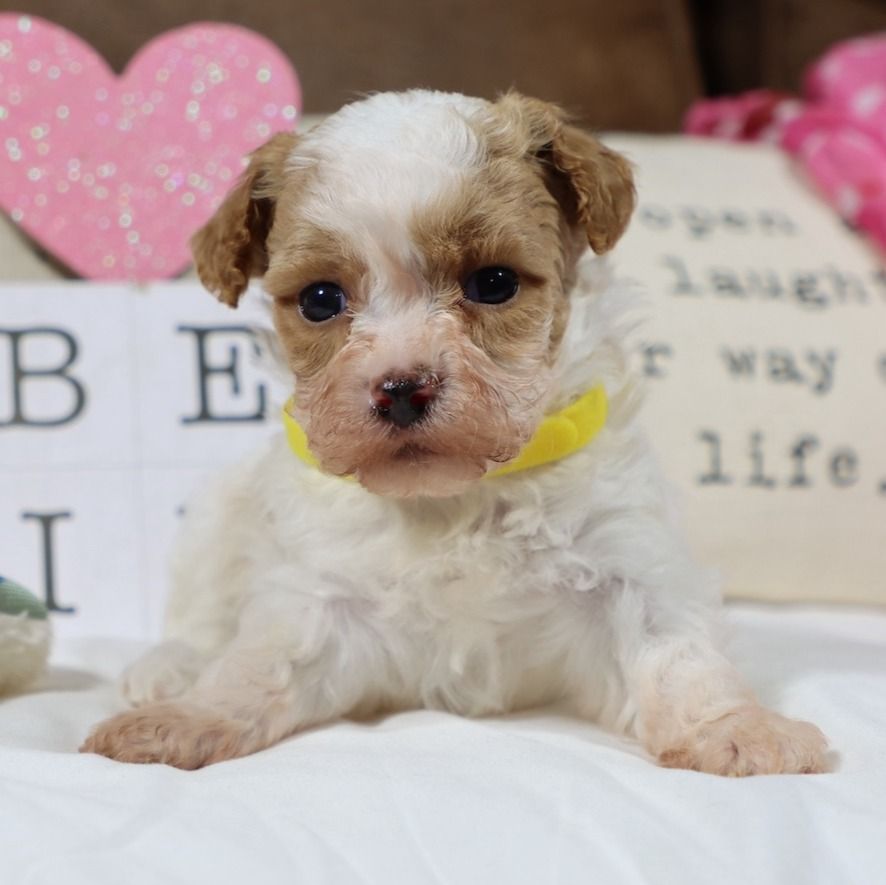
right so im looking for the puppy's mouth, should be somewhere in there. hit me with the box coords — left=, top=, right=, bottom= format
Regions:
left=392, top=443, right=436, bottom=462
left=382, top=440, right=465, bottom=472
left=330, top=406, right=527, bottom=497
left=302, top=378, right=530, bottom=497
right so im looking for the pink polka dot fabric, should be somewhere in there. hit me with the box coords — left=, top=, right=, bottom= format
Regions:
left=685, top=33, right=886, bottom=255
left=0, top=15, right=301, bottom=280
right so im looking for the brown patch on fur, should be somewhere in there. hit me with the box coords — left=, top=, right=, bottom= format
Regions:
left=190, top=132, right=299, bottom=307
left=264, top=223, right=367, bottom=381
left=412, top=157, right=571, bottom=369
left=80, top=703, right=253, bottom=769
left=482, top=92, right=636, bottom=255
left=399, top=91, right=635, bottom=384
left=656, top=704, right=829, bottom=777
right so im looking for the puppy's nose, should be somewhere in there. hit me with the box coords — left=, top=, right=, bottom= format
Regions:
left=372, top=375, right=438, bottom=428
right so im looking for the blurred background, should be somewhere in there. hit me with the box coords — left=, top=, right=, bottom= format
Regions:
left=16, top=0, right=886, bottom=130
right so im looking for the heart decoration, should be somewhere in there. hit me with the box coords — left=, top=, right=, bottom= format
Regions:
left=0, top=15, right=301, bottom=280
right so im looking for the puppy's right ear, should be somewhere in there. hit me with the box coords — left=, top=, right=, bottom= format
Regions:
left=191, top=132, right=298, bottom=307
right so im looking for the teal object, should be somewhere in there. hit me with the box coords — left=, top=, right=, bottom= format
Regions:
left=0, top=576, right=48, bottom=620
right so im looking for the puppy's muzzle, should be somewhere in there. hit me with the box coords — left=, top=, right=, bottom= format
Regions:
left=372, top=373, right=440, bottom=429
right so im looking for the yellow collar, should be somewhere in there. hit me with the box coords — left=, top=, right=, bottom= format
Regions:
left=283, top=385, right=607, bottom=480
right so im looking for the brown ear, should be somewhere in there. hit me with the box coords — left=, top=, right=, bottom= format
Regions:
left=190, top=132, right=298, bottom=307
left=492, top=93, right=635, bottom=254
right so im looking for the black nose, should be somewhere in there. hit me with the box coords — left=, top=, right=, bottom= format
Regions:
left=373, top=377, right=437, bottom=428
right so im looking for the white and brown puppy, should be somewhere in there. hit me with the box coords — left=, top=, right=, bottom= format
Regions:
left=82, top=90, right=827, bottom=774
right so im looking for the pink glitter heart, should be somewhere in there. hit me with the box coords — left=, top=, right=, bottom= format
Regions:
left=0, top=15, right=301, bottom=280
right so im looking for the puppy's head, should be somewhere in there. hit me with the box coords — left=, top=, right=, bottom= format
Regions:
left=192, top=91, right=634, bottom=497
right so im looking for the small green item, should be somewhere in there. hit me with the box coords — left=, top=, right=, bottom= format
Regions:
left=0, top=575, right=52, bottom=696
left=0, top=576, right=48, bottom=620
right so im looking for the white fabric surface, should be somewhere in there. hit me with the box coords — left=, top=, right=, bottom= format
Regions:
left=1, top=604, right=885, bottom=885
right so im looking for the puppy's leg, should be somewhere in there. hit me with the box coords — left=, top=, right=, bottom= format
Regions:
left=121, top=640, right=208, bottom=707
left=119, top=471, right=258, bottom=707
left=82, top=592, right=394, bottom=768
left=610, top=583, right=828, bottom=777
left=119, top=564, right=236, bottom=708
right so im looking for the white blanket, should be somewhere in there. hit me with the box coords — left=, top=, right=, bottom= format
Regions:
left=2, top=604, right=885, bottom=884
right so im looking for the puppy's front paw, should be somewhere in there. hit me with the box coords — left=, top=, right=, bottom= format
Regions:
left=121, top=641, right=205, bottom=707
left=80, top=703, right=249, bottom=769
left=658, top=704, right=828, bottom=777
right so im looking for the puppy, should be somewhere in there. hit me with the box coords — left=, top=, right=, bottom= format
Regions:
left=81, top=90, right=827, bottom=774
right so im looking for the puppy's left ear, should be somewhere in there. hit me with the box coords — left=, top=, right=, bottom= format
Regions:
left=492, top=93, right=636, bottom=254
left=191, top=132, right=298, bottom=307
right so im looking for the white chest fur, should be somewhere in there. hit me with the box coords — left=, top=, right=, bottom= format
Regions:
left=165, top=397, right=678, bottom=726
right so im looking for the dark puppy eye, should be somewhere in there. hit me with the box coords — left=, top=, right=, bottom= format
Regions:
left=463, top=266, right=520, bottom=305
left=299, top=282, right=347, bottom=322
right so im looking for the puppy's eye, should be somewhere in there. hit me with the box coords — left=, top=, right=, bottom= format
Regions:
left=299, top=282, right=347, bottom=322
left=463, top=266, right=520, bottom=305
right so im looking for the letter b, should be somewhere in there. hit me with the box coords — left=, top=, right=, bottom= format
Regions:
left=0, top=328, right=87, bottom=427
